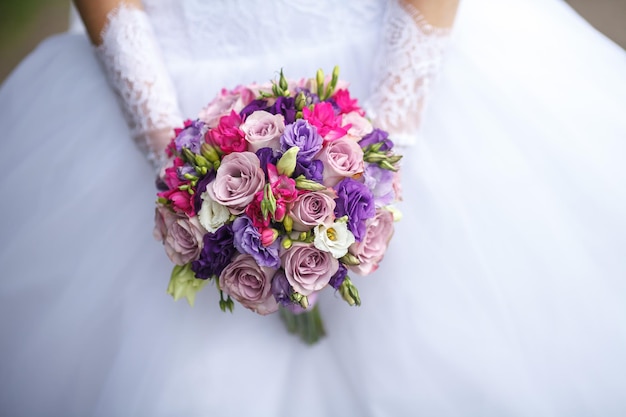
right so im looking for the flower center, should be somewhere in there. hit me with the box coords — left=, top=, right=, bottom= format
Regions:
left=326, top=228, right=337, bottom=241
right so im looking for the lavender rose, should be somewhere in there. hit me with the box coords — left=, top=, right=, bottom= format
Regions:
left=208, top=151, right=265, bottom=214
left=154, top=205, right=205, bottom=265
left=334, top=178, right=376, bottom=242
left=348, top=209, right=395, bottom=275
left=318, top=137, right=365, bottom=187
left=290, top=189, right=337, bottom=232
left=280, top=119, right=323, bottom=162
left=191, top=223, right=236, bottom=279
left=281, top=242, right=338, bottom=295
left=240, top=110, right=285, bottom=152
left=232, top=215, right=281, bottom=268
left=219, top=253, right=279, bottom=315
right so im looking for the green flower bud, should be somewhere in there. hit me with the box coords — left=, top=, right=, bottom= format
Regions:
left=295, top=175, right=327, bottom=191
left=279, top=68, right=289, bottom=91
left=339, top=252, right=360, bottom=266
left=201, top=143, right=221, bottom=163
left=283, top=215, right=294, bottom=233
left=166, top=264, right=208, bottom=307
left=316, top=68, right=324, bottom=97
left=295, top=92, right=306, bottom=111
left=276, top=146, right=299, bottom=177
left=282, top=237, right=293, bottom=250
left=339, top=277, right=361, bottom=307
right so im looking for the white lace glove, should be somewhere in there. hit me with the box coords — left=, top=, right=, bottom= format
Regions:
left=366, top=0, right=452, bottom=146
left=95, top=4, right=183, bottom=173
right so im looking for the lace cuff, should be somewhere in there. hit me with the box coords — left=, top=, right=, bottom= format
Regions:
left=366, top=0, right=452, bottom=146
left=96, top=4, right=183, bottom=171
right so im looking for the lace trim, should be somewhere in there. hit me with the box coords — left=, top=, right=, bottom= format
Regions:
left=366, top=0, right=451, bottom=146
left=96, top=4, right=182, bottom=170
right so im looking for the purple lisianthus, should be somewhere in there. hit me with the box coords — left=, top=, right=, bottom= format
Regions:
left=240, top=99, right=268, bottom=120
left=293, top=159, right=324, bottom=183
left=334, top=178, right=376, bottom=242
left=271, top=269, right=294, bottom=307
left=256, top=147, right=279, bottom=178
left=193, top=170, right=216, bottom=214
left=329, top=263, right=348, bottom=289
left=191, top=223, right=236, bottom=279
left=232, top=215, right=281, bottom=268
left=363, top=163, right=395, bottom=207
left=175, top=120, right=205, bottom=153
left=280, top=119, right=323, bottom=162
left=268, top=96, right=297, bottom=125
left=359, top=128, right=394, bottom=151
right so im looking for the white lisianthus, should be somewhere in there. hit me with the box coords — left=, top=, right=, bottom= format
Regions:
left=313, top=221, right=355, bottom=258
left=198, top=190, right=230, bottom=232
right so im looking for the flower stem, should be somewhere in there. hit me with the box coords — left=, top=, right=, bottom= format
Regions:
left=279, top=304, right=326, bottom=345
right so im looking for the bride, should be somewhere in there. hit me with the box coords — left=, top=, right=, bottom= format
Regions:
left=1, top=0, right=625, bottom=415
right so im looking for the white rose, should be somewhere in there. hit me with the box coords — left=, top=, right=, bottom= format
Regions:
left=240, top=110, right=285, bottom=152
left=342, top=111, right=373, bottom=141
left=198, top=191, right=230, bottom=232
left=313, top=221, right=355, bottom=258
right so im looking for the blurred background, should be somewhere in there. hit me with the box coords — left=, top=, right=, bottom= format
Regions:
left=0, top=0, right=625, bottom=83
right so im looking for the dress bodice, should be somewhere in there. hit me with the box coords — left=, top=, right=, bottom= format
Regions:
left=141, top=0, right=385, bottom=64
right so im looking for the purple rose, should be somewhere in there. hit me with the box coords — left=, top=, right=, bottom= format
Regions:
left=290, top=189, right=336, bottom=232
left=358, top=128, right=394, bottom=151
left=175, top=120, right=205, bottom=153
left=219, top=254, right=279, bottom=315
left=334, top=178, right=376, bottom=242
left=208, top=151, right=265, bottom=214
left=363, top=163, right=395, bottom=207
left=293, top=159, right=324, bottom=183
left=280, top=119, right=323, bottom=162
left=329, top=263, right=348, bottom=289
left=281, top=242, right=338, bottom=295
left=191, top=223, right=235, bottom=279
left=232, top=215, right=281, bottom=268
left=271, top=269, right=293, bottom=307
left=154, top=206, right=205, bottom=266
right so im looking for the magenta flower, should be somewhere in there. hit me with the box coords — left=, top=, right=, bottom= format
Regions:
left=302, top=102, right=349, bottom=142
left=206, top=110, right=247, bottom=154
left=332, top=89, right=364, bottom=116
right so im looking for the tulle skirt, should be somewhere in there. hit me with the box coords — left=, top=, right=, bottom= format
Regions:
left=1, top=0, right=626, bottom=416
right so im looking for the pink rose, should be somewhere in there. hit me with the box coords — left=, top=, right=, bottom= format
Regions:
left=219, top=254, right=279, bottom=315
left=154, top=205, right=205, bottom=266
left=290, top=189, right=337, bottom=232
left=342, top=111, right=373, bottom=141
left=240, top=110, right=285, bottom=152
left=317, top=137, right=365, bottom=187
left=206, top=110, right=247, bottom=154
left=209, top=151, right=265, bottom=214
left=348, top=209, right=395, bottom=276
left=199, top=86, right=256, bottom=128
left=281, top=242, right=338, bottom=295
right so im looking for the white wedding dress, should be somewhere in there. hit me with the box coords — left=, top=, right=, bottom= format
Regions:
left=1, top=0, right=626, bottom=416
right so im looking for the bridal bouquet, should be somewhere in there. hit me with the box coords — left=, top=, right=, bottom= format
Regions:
left=154, top=67, right=402, bottom=344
